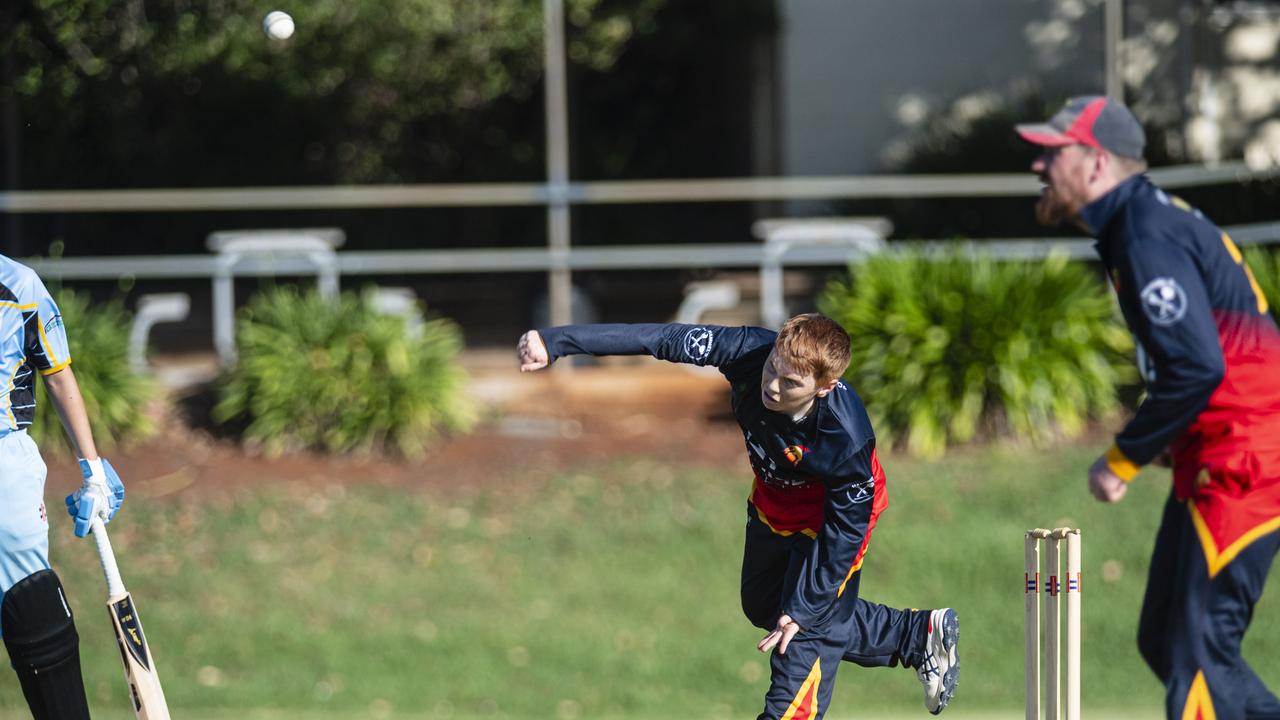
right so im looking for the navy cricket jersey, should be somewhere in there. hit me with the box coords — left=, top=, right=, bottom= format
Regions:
left=1083, top=176, right=1280, bottom=563
left=539, top=323, right=889, bottom=629
left=0, top=256, right=71, bottom=437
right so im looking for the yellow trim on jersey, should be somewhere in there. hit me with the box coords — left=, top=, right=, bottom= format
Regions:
left=39, top=358, right=72, bottom=376
left=1180, top=670, right=1217, bottom=720
left=35, top=314, right=62, bottom=367
left=4, top=357, right=25, bottom=430
left=779, top=658, right=822, bottom=720
left=1, top=299, right=69, bottom=371
left=752, top=502, right=818, bottom=539
left=1221, top=233, right=1269, bottom=314
left=1188, top=501, right=1280, bottom=579
left=836, top=554, right=865, bottom=598
left=1106, top=444, right=1140, bottom=482
left=1221, top=232, right=1244, bottom=263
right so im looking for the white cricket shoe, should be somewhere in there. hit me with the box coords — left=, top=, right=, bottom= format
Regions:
left=916, top=608, right=959, bottom=715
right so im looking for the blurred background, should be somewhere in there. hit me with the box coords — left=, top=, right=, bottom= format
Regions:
left=2, top=0, right=1280, bottom=718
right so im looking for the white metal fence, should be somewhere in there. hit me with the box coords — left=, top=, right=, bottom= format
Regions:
left=5, top=162, right=1279, bottom=368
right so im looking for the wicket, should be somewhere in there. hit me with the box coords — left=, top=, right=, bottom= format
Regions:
left=1024, top=527, right=1081, bottom=720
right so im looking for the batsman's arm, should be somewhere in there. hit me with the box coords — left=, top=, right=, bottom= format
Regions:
left=528, top=323, right=775, bottom=369
left=782, top=445, right=880, bottom=630
left=42, top=366, right=100, bottom=461
left=45, top=367, right=127, bottom=537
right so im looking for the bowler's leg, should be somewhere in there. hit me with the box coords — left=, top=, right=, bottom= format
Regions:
left=758, top=624, right=850, bottom=720
left=1159, top=501, right=1280, bottom=720
left=840, top=590, right=931, bottom=669
left=741, top=503, right=795, bottom=630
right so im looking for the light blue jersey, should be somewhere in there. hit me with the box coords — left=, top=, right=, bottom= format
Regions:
left=0, top=255, right=71, bottom=437
left=0, top=255, right=70, bottom=603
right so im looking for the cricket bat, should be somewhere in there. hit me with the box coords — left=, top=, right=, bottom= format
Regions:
left=90, top=515, right=172, bottom=720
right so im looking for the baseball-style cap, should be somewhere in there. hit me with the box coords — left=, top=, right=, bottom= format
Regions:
left=1016, top=95, right=1146, bottom=160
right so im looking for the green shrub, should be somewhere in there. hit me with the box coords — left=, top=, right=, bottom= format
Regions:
left=1244, top=245, right=1280, bottom=317
left=819, top=250, right=1137, bottom=457
left=29, top=289, right=156, bottom=455
left=214, top=287, right=476, bottom=456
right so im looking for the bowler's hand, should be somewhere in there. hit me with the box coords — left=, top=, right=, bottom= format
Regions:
left=517, top=330, right=549, bottom=372
left=758, top=614, right=801, bottom=655
left=1087, top=454, right=1128, bottom=503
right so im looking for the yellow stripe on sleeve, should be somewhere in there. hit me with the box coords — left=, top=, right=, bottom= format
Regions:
left=1106, top=444, right=1140, bottom=482
left=38, top=358, right=72, bottom=376
left=35, top=316, right=62, bottom=368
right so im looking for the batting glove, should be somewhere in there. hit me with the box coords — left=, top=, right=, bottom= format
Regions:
left=65, top=458, right=126, bottom=538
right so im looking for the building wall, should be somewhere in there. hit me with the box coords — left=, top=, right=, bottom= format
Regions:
left=777, top=0, right=1111, bottom=175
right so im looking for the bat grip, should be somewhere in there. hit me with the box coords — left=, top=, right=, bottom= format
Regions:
left=90, top=516, right=127, bottom=599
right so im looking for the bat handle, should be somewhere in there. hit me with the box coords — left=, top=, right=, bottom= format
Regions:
left=90, top=516, right=127, bottom=599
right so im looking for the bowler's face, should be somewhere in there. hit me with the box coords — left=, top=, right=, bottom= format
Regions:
left=760, top=349, right=823, bottom=416
left=1032, top=144, right=1095, bottom=226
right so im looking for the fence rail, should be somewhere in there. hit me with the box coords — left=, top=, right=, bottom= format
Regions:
left=25, top=222, right=1280, bottom=280
left=3, top=162, right=1277, bottom=213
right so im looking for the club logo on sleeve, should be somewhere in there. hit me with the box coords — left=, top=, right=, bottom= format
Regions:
left=44, top=314, right=63, bottom=333
left=683, top=327, right=714, bottom=363
left=1140, top=278, right=1187, bottom=326
left=848, top=477, right=875, bottom=504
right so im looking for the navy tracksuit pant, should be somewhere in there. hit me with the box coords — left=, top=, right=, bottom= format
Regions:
left=1138, top=493, right=1280, bottom=719
left=740, top=503, right=930, bottom=719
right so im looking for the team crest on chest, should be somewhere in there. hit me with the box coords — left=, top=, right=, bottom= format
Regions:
left=783, top=445, right=809, bottom=465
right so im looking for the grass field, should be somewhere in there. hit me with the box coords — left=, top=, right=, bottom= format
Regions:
left=1, top=441, right=1277, bottom=719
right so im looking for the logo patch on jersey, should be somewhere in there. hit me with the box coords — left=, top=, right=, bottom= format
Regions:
left=1140, top=277, right=1187, bottom=326
left=848, top=477, right=875, bottom=504
left=783, top=445, right=809, bottom=465
left=44, top=314, right=63, bottom=334
left=683, top=327, right=714, bottom=363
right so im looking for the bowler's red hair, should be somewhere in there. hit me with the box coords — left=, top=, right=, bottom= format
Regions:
left=774, top=314, right=852, bottom=382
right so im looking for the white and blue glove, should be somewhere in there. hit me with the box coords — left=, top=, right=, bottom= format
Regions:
left=65, top=458, right=125, bottom=538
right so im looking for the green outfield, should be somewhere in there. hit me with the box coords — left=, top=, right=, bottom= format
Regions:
left=2, top=441, right=1276, bottom=719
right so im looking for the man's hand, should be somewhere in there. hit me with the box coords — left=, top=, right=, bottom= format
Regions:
left=65, top=458, right=125, bottom=538
left=1087, top=454, right=1128, bottom=503
left=517, top=330, right=550, bottom=372
left=757, top=614, right=801, bottom=655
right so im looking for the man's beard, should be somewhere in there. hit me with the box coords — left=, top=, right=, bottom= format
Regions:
left=1034, top=187, right=1075, bottom=226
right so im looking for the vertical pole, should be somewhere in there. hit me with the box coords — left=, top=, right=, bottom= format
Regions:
left=1065, top=530, right=1082, bottom=720
left=1045, top=531, right=1062, bottom=720
left=213, top=256, right=236, bottom=368
left=543, top=0, right=573, bottom=329
left=1105, top=0, right=1125, bottom=101
left=1025, top=531, right=1043, bottom=720
left=760, top=240, right=788, bottom=330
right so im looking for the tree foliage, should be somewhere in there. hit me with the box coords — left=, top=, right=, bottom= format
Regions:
left=5, top=0, right=666, bottom=186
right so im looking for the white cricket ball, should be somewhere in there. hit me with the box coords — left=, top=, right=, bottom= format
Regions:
left=263, top=11, right=295, bottom=40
